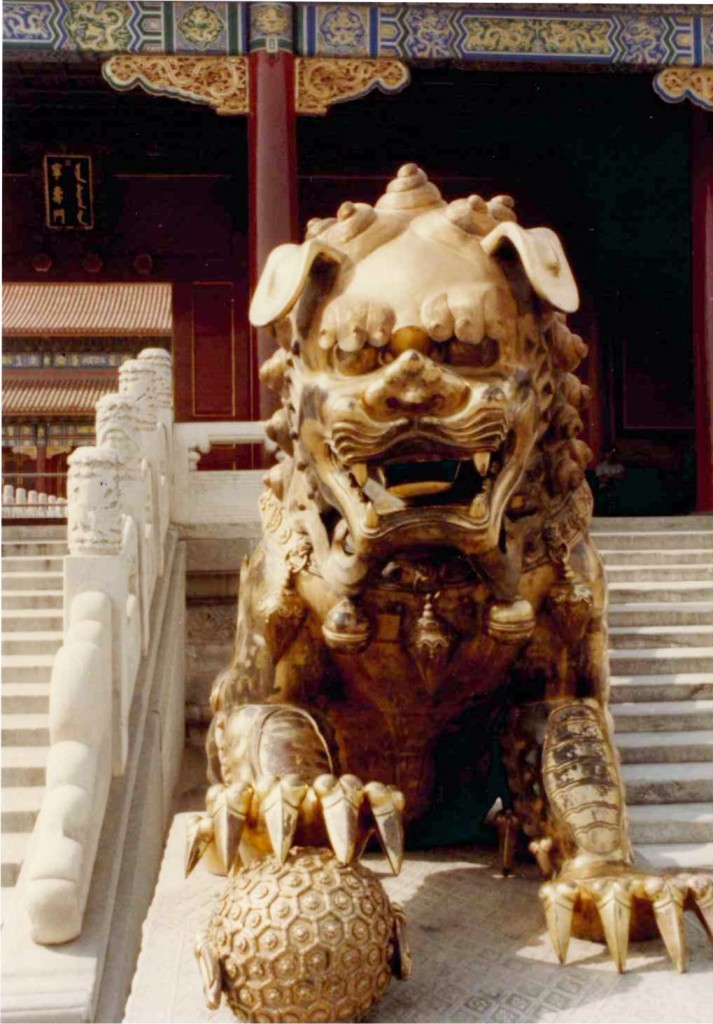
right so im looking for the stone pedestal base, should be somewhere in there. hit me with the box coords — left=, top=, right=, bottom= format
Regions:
left=125, top=815, right=711, bottom=1023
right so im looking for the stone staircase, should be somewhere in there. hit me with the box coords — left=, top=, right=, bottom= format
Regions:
left=1, top=524, right=66, bottom=895
left=592, top=515, right=713, bottom=871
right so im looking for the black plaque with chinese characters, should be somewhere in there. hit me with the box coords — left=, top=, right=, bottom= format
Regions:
left=44, top=155, right=94, bottom=230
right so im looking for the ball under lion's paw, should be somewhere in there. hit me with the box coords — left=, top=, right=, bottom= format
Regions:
left=195, top=846, right=411, bottom=1023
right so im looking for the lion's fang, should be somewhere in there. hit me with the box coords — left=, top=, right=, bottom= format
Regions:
left=365, top=502, right=380, bottom=528
left=353, top=462, right=368, bottom=487
left=474, top=452, right=491, bottom=476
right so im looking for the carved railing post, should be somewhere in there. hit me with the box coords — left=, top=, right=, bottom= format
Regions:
left=119, top=357, right=158, bottom=432
left=96, top=393, right=151, bottom=651
left=138, top=347, right=173, bottom=412
left=67, top=446, right=124, bottom=557
left=96, top=394, right=142, bottom=518
left=138, top=346, right=175, bottom=470
left=119, top=356, right=168, bottom=577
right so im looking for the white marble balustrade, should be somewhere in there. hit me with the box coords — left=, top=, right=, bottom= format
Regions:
left=2, top=483, right=67, bottom=518
left=23, top=348, right=175, bottom=946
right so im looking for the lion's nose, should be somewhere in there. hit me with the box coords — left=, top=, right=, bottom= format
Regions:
left=362, top=348, right=470, bottom=419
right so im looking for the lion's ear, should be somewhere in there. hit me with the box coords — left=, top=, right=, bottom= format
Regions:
left=249, top=239, right=344, bottom=328
left=481, top=223, right=579, bottom=313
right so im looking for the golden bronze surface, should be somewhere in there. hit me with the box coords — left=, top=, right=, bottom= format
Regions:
left=193, top=165, right=712, bottom=1019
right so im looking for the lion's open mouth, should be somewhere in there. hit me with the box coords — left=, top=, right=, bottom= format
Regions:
left=344, top=442, right=506, bottom=523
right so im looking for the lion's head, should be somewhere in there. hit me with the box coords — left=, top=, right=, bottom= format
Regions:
left=252, top=165, right=591, bottom=576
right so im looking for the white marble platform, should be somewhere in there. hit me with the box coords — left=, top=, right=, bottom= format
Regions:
left=125, top=814, right=713, bottom=1024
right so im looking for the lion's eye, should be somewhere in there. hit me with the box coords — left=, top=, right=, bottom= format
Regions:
left=333, top=345, right=379, bottom=376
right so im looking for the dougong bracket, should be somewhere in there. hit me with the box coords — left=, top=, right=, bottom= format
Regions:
left=653, top=67, right=713, bottom=111
left=103, top=55, right=250, bottom=115
left=295, top=58, right=410, bottom=116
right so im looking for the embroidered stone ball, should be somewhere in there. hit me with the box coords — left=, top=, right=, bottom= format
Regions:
left=198, top=847, right=410, bottom=1023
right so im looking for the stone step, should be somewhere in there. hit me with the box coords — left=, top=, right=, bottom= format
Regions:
left=634, top=843, right=713, bottom=870
left=611, top=699, right=713, bottom=732
left=2, top=590, right=63, bottom=610
left=610, top=672, right=713, bottom=702
left=621, top=763, right=713, bottom=804
left=1, top=654, right=56, bottom=684
left=604, top=565, right=713, bottom=582
left=608, top=626, right=713, bottom=649
left=1, top=746, right=47, bottom=787
left=1, top=571, right=64, bottom=591
left=606, top=581, right=713, bottom=604
left=1, top=556, right=64, bottom=573
left=607, top=603, right=713, bottom=627
left=1, top=525, right=67, bottom=541
left=1, top=832, right=30, bottom=888
left=1, top=684, right=50, bottom=714
left=591, top=531, right=713, bottom=550
left=1, top=608, right=64, bottom=633
left=1, top=785, right=44, bottom=833
left=2, top=539, right=68, bottom=557
left=1, top=630, right=63, bottom=657
left=1, top=713, right=50, bottom=746
left=615, top=730, right=713, bottom=763
left=599, top=548, right=713, bottom=566
left=628, top=804, right=713, bottom=845
left=608, top=647, right=713, bottom=675
left=592, top=516, right=713, bottom=530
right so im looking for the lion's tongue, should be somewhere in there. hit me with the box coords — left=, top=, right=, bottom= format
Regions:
left=387, top=480, right=452, bottom=499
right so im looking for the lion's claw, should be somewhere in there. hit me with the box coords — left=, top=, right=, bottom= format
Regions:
left=211, top=780, right=253, bottom=875
left=539, top=870, right=713, bottom=973
left=591, top=878, right=632, bottom=973
left=188, top=773, right=405, bottom=876
left=314, top=772, right=362, bottom=864
left=689, top=874, right=713, bottom=940
left=645, top=877, right=687, bottom=973
left=261, top=773, right=308, bottom=865
left=540, top=880, right=577, bottom=965
left=185, top=813, right=214, bottom=877
left=365, top=780, right=404, bottom=875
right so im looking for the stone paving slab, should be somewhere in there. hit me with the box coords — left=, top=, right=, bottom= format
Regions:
left=124, top=815, right=713, bottom=1024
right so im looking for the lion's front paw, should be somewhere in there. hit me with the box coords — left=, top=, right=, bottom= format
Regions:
left=186, top=774, right=404, bottom=879
left=539, top=868, right=713, bottom=973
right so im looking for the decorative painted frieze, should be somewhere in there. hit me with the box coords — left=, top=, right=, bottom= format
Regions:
left=4, top=3, right=711, bottom=68
left=248, top=1, right=293, bottom=53
left=297, top=5, right=709, bottom=66
left=3, top=1, right=247, bottom=54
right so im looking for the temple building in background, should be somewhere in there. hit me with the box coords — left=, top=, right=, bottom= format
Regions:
left=2, top=282, right=172, bottom=499
left=2, top=0, right=712, bottom=516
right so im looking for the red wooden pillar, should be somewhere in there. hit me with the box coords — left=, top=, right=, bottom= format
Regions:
left=248, top=9, right=298, bottom=422
left=35, top=433, right=47, bottom=494
left=692, top=108, right=713, bottom=512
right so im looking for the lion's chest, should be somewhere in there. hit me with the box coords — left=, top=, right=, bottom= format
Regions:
left=324, top=580, right=523, bottom=717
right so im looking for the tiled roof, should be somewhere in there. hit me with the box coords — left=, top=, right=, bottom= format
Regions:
left=2, top=283, right=172, bottom=336
left=2, top=372, right=117, bottom=416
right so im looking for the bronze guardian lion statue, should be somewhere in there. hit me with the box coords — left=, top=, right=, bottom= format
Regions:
left=189, top=166, right=712, bottom=1019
